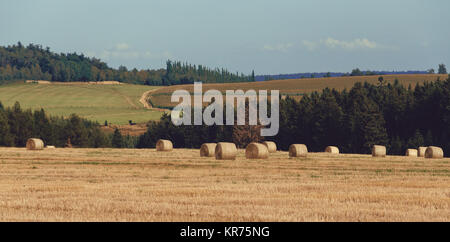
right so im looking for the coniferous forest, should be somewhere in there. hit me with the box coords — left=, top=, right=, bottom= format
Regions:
left=137, top=77, right=450, bottom=157
left=0, top=42, right=254, bottom=85
left=0, top=101, right=112, bottom=148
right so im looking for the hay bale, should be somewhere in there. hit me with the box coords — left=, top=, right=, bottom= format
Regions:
left=26, top=138, right=44, bottom=150
left=46, top=145, right=56, bottom=149
left=325, top=146, right=339, bottom=154
left=372, top=145, right=386, bottom=157
left=289, top=144, right=308, bottom=158
left=215, top=142, right=237, bottom=160
left=425, top=146, right=444, bottom=159
left=156, top=139, right=173, bottom=151
left=246, top=143, right=269, bottom=159
left=263, top=141, right=277, bottom=153
left=200, top=143, right=216, bottom=157
left=418, top=147, right=427, bottom=157
left=405, top=149, right=418, bottom=157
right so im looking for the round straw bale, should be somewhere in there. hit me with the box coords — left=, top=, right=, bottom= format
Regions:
left=372, top=145, right=386, bottom=157
left=425, top=146, right=444, bottom=159
left=215, top=142, right=237, bottom=160
left=46, top=145, right=56, bottom=149
left=405, top=149, right=418, bottom=157
left=289, top=144, right=308, bottom=157
left=263, top=141, right=277, bottom=153
left=200, top=143, right=216, bottom=157
left=325, top=146, right=339, bottom=154
left=246, top=143, right=269, bottom=159
left=26, top=138, right=44, bottom=150
left=156, top=139, right=173, bottom=151
left=418, top=147, right=427, bottom=157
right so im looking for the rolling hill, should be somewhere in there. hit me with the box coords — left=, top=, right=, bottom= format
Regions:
left=0, top=74, right=446, bottom=125
left=0, top=82, right=164, bottom=125
left=148, top=74, right=448, bottom=108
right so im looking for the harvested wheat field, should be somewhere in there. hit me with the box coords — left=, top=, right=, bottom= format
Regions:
left=0, top=147, right=449, bottom=222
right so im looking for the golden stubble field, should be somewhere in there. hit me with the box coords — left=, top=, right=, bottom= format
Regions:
left=149, top=74, right=448, bottom=108
left=0, top=147, right=449, bottom=221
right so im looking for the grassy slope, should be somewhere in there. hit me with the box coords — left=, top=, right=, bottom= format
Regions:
left=149, top=74, right=448, bottom=108
left=0, top=82, right=163, bottom=124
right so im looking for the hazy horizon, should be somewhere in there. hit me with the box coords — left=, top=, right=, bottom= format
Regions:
left=1, top=0, right=449, bottom=75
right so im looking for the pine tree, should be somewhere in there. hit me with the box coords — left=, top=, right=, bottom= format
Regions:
left=424, top=130, right=433, bottom=146
left=345, top=83, right=388, bottom=153
left=438, top=64, right=447, bottom=74
left=0, top=109, right=13, bottom=146
left=389, top=136, right=403, bottom=155
left=7, top=102, right=33, bottom=146
left=310, top=88, right=344, bottom=151
left=362, top=102, right=389, bottom=153
left=33, top=108, right=52, bottom=142
left=112, top=128, right=123, bottom=148
left=407, top=129, right=424, bottom=148
left=66, top=114, right=89, bottom=147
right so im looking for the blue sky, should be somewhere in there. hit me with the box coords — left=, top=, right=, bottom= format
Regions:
left=1, top=0, right=449, bottom=74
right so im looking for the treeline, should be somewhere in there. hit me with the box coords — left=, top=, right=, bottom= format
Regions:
left=137, top=113, right=234, bottom=149
left=0, top=42, right=253, bottom=85
left=137, top=76, right=450, bottom=157
left=163, top=60, right=254, bottom=85
left=275, top=77, right=449, bottom=155
left=257, top=66, right=447, bottom=81
left=0, top=101, right=111, bottom=148
left=349, top=65, right=447, bottom=76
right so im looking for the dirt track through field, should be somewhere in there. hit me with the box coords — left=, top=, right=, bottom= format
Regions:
left=139, top=88, right=170, bottom=112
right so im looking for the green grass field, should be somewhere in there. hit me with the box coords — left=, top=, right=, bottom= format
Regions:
left=0, top=82, right=164, bottom=124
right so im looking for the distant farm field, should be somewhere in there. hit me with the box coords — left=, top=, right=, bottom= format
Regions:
left=0, top=147, right=448, bottom=221
left=0, top=82, right=164, bottom=125
left=149, top=74, right=448, bottom=108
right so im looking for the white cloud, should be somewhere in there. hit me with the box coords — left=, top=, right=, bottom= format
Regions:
left=302, top=40, right=318, bottom=51
left=263, top=43, right=294, bottom=52
left=323, top=38, right=377, bottom=50
left=115, top=43, right=130, bottom=51
left=302, top=37, right=380, bottom=51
